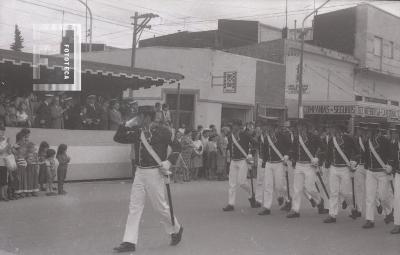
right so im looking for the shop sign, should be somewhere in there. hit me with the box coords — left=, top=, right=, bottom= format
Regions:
left=303, top=104, right=400, bottom=119
left=303, top=105, right=355, bottom=115
left=287, top=84, right=309, bottom=94
left=223, top=71, right=237, bottom=93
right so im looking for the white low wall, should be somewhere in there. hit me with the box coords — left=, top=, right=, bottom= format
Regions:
left=5, top=127, right=132, bottom=181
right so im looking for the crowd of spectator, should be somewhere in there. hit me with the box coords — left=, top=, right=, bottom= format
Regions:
left=0, top=124, right=71, bottom=202
left=0, top=93, right=173, bottom=131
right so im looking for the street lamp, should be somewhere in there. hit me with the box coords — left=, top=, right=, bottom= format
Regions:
left=297, top=0, right=330, bottom=119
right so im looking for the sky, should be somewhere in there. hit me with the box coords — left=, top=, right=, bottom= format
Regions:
left=0, top=0, right=399, bottom=53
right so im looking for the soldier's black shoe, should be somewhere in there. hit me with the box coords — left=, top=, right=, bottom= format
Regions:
left=323, top=216, right=337, bottom=223
left=349, top=209, right=362, bottom=220
left=170, top=226, right=183, bottom=246
left=249, top=197, right=257, bottom=208
left=342, top=201, right=348, bottom=210
left=287, top=210, right=300, bottom=218
left=113, top=242, right=136, bottom=253
left=254, top=201, right=262, bottom=208
left=277, top=197, right=284, bottom=206
left=390, top=226, right=400, bottom=234
left=317, top=199, right=329, bottom=214
left=362, top=220, right=375, bottom=229
left=384, top=210, right=394, bottom=224
left=280, top=201, right=292, bottom=212
left=258, top=208, right=271, bottom=215
left=223, top=205, right=234, bottom=211
left=309, top=198, right=316, bottom=208
left=377, top=204, right=383, bottom=215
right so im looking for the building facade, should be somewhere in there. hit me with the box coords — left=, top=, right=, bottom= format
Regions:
left=81, top=47, right=285, bottom=130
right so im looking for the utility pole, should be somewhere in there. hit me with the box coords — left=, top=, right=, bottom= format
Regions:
left=77, top=0, right=92, bottom=52
left=298, top=0, right=330, bottom=119
left=130, top=12, right=159, bottom=70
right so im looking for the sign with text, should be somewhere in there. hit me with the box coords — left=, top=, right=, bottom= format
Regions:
left=32, top=24, right=81, bottom=91
left=287, top=84, right=309, bottom=94
left=223, top=71, right=237, bottom=93
left=303, top=104, right=400, bottom=120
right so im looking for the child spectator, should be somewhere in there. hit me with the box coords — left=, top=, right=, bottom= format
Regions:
left=25, top=142, right=39, bottom=196
left=45, top=149, right=58, bottom=196
left=56, top=144, right=70, bottom=195
left=15, top=145, right=27, bottom=198
left=38, top=141, right=50, bottom=191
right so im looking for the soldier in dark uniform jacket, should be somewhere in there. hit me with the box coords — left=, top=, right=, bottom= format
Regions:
left=391, top=125, right=400, bottom=234
left=363, top=123, right=393, bottom=229
left=222, top=119, right=257, bottom=212
left=323, top=125, right=357, bottom=223
left=287, top=119, right=327, bottom=218
left=113, top=106, right=183, bottom=253
left=258, top=121, right=291, bottom=215
left=35, top=94, right=53, bottom=128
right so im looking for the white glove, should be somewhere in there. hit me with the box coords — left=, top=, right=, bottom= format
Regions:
left=385, top=164, right=393, bottom=174
left=282, top=155, right=289, bottom=162
left=159, top=160, right=172, bottom=176
left=125, top=117, right=139, bottom=128
left=349, top=160, right=358, bottom=171
left=311, top=157, right=319, bottom=166
left=246, top=154, right=253, bottom=160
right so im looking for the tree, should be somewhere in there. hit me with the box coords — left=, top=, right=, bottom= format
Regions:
left=10, top=24, right=24, bottom=52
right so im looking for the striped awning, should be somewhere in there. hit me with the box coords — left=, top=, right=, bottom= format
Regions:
left=0, top=48, right=184, bottom=92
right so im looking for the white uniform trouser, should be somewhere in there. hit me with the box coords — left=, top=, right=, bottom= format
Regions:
left=292, top=163, right=321, bottom=212
left=228, top=159, right=251, bottom=206
left=255, top=158, right=264, bottom=204
left=394, top=173, right=400, bottom=225
left=355, top=164, right=367, bottom=214
left=263, top=162, right=286, bottom=209
left=328, top=166, right=352, bottom=217
left=318, top=167, right=330, bottom=209
left=123, top=168, right=181, bottom=244
left=365, top=170, right=392, bottom=221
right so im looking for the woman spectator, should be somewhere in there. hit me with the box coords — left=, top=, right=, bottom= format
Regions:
left=0, top=121, right=10, bottom=201
left=16, top=103, right=31, bottom=127
left=109, top=100, right=122, bottom=130
left=50, top=97, right=64, bottom=129
left=171, top=130, right=183, bottom=183
left=162, top=103, right=172, bottom=126
left=180, top=129, right=194, bottom=182
left=216, top=127, right=229, bottom=181
left=191, top=131, right=203, bottom=180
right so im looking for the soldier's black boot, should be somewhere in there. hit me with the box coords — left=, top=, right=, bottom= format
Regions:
left=342, top=200, right=348, bottom=210
left=249, top=196, right=257, bottom=208
left=349, top=209, right=362, bottom=220
left=258, top=208, right=271, bottom=216
left=287, top=210, right=300, bottom=218
left=223, top=205, right=234, bottom=211
left=277, top=197, right=284, bottom=206
left=323, top=216, right=337, bottom=223
left=390, top=225, right=400, bottom=234
left=281, top=201, right=292, bottom=212
left=362, top=220, right=375, bottom=229
left=384, top=210, right=394, bottom=224
left=113, top=242, right=136, bottom=253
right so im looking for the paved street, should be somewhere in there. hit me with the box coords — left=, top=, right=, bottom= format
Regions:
left=1, top=180, right=399, bottom=255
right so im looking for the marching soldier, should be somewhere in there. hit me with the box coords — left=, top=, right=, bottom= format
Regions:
left=287, top=119, right=327, bottom=218
left=363, top=123, right=393, bottom=229
left=318, top=124, right=333, bottom=211
left=391, top=124, right=400, bottom=234
left=258, top=120, right=291, bottom=215
left=323, top=125, right=357, bottom=223
left=223, top=119, right=257, bottom=211
left=352, top=123, right=369, bottom=219
left=113, top=106, right=183, bottom=253
left=255, top=121, right=266, bottom=208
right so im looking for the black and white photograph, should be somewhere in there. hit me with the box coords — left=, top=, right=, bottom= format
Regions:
left=0, top=0, right=400, bottom=254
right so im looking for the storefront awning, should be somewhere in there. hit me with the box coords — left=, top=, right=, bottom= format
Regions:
left=0, top=49, right=184, bottom=97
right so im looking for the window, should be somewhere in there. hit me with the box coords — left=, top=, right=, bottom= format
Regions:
left=355, top=95, right=363, bottom=101
left=389, top=41, right=394, bottom=59
left=373, top=36, right=382, bottom=56
left=391, top=101, right=399, bottom=106
left=365, top=96, right=387, bottom=105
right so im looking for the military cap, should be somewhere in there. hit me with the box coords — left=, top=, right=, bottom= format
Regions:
left=64, top=97, right=73, bottom=101
left=87, top=95, right=96, bottom=99
left=44, top=93, right=54, bottom=97
left=366, top=122, right=379, bottom=130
